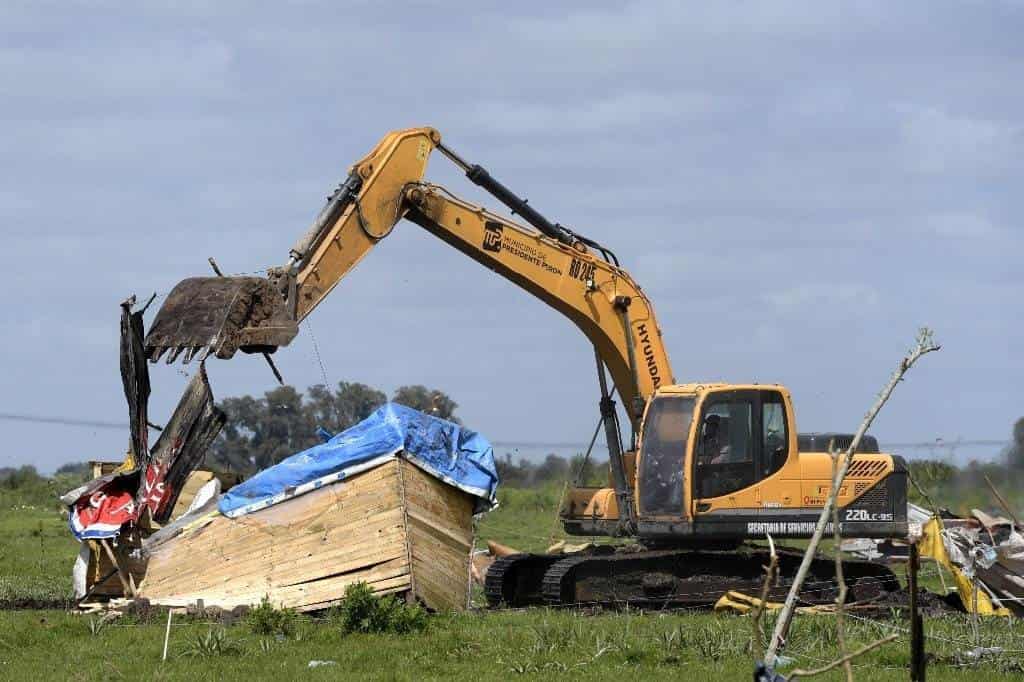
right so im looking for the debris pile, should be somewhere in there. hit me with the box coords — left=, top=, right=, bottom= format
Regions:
left=64, top=302, right=498, bottom=614
left=845, top=502, right=1024, bottom=616
left=64, top=300, right=227, bottom=600
left=139, top=403, right=498, bottom=612
left=923, top=508, right=1024, bottom=616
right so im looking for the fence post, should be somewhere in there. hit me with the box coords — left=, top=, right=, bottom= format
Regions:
left=909, top=542, right=926, bottom=681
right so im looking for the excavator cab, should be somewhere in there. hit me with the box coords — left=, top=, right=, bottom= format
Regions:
left=636, top=385, right=793, bottom=524
left=564, top=383, right=906, bottom=542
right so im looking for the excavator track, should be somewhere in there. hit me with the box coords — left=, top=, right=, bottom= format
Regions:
left=487, top=546, right=900, bottom=609
left=484, top=554, right=565, bottom=608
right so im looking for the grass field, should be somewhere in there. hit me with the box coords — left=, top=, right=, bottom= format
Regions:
left=3, top=481, right=1024, bottom=679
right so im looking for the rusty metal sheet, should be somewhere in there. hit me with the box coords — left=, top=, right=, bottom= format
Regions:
left=120, top=298, right=150, bottom=464
left=138, top=364, right=226, bottom=524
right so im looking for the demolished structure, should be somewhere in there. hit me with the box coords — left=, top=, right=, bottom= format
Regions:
left=140, top=403, right=497, bottom=612
left=847, top=503, right=1024, bottom=617
left=65, top=300, right=498, bottom=613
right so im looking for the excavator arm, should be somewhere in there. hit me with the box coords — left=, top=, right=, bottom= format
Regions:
left=145, top=127, right=674, bottom=434
left=403, top=184, right=672, bottom=429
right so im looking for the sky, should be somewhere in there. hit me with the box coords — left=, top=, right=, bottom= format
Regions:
left=1, top=1, right=1020, bottom=473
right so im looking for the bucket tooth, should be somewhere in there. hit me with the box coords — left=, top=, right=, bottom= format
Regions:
left=181, top=347, right=196, bottom=364
left=149, top=346, right=167, bottom=363
left=165, top=347, right=184, bottom=364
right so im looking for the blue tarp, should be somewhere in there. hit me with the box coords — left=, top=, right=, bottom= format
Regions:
left=218, top=403, right=499, bottom=518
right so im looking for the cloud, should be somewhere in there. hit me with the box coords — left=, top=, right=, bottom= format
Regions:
left=922, top=213, right=1002, bottom=239
left=902, top=108, right=1022, bottom=174
left=1, top=1, right=1021, bottom=471
left=469, top=91, right=724, bottom=136
left=764, top=283, right=880, bottom=311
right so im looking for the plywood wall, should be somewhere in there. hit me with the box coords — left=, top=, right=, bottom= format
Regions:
left=139, top=459, right=475, bottom=612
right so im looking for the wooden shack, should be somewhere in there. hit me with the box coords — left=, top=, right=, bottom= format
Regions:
left=138, top=458, right=476, bottom=612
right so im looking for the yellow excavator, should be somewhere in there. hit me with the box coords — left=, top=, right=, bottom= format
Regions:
left=145, top=127, right=906, bottom=607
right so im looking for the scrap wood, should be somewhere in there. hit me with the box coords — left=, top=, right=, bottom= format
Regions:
left=714, top=591, right=833, bottom=616
left=487, top=540, right=520, bottom=557
left=99, top=539, right=133, bottom=598
left=546, top=540, right=594, bottom=554
left=984, top=474, right=1021, bottom=528
left=471, top=551, right=494, bottom=586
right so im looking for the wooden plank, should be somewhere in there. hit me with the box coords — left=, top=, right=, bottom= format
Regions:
left=147, top=556, right=411, bottom=608
left=147, top=468, right=403, bottom=565
left=139, top=461, right=415, bottom=611
left=167, top=557, right=411, bottom=608
left=399, top=462, right=473, bottom=611
left=143, top=509, right=406, bottom=595
left=168, top=489, right=404, bottom=564
left=407, top=508, right=472, bottom=548
left=144, top=525, right=408, bottom=598
left=402, top=470, right=474, bottom=528
left=141, top=459, right=480, bottom=613
left=411, top=559, right=465, bottom=603
left=408, top=541, right=471, bottom=589
left=169, top=470, right=215, bottom=520
left=144, top=509, right=407, bottom=590
left=148, top=573, right=412, bottom=612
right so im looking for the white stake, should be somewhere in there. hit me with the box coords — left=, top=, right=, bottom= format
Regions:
left=162, top=609, right=173, bottom=662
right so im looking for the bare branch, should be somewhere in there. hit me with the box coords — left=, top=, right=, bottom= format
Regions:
left=752, top=533, right=780, bottom=661
left=764, top=328, right=939, bottom=666
left=829, top=442, right=852, bottom=682
left=786, top=634, right=899, bottom=680
left=984, top=474, right=1021, bottom=528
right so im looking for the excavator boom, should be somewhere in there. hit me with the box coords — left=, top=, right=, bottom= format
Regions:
left=144, top=127, right=674, bottom=431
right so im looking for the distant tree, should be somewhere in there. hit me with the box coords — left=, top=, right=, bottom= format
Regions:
left=212, top=386, right=317, bottom=474
left=55, top=461, right=91, bottom=477
left=210, top=381, right=459, bottom=475
left=306, top=382, right=387, bottom=435
left=534, top=453, right=570, bottom=484
left=2, top=465, right=42, bottom=490
left=392, top=385, right=459, bottom=422
left=1007, top=417, right=1024, bottom=470
left=569, top=454, right=608, bottom=487
left=491, top=452, right=610, bottom=488
left=495, top=454, right=530, bottom=487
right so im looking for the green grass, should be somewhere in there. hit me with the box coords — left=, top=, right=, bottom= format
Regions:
left=3, top=479, right=1024, bottom=679
left=0, top=486, right=79, bottom=609
left=4, top=606, right=1024, bottom=680
left=477, top=484, right=584, bottom=553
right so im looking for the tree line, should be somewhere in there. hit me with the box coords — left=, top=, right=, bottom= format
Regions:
left=206, top=380, right=608, bottom=484
left=208, top=382, right=459, bottom=475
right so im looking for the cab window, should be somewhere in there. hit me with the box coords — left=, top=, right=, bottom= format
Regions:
left=762, top=394, right=789, bottom=477
left=696, top=390, right=790, bottom=499
left=638, top=396, right=695, bottom=516
left=696, top=396, right=755, bottom=498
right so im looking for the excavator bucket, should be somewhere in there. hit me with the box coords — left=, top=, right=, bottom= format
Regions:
left=144, top=276, right=299, bottom=363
